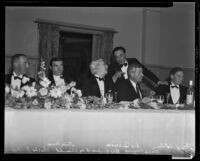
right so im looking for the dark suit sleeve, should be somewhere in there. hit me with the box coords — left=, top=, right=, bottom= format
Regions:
left=131, top=59, right=160, bottom=84
left=5, top=74, right=11, bottom=85
left=107, top=64, right=116, bottom=79
left=117, top=81, right=129, bottom=102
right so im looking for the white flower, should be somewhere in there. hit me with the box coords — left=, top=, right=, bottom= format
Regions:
left=32, top=82, right=36, bottom=87
left=5, top=85, right=10, bottom=94
left=25, top=86, right=37, bottom=97
left=32, top=99, right=39, bottom=106
left=39, top=87, right=48, bottom=96
left=22, top=85, right=29, bottom=91
left=76, top=89, right=82, bottom=97
left=44, top=101, right=52, bottom=109
left=11, top=89, right=25, bottom=98
left=70, top=93, right=75, bottom=98
left=58, top=85, right=68, bottom=94
left=79, top=103, right=86, bottom=110
left=64, top=94, right=73, bottom=103
left=22, top=76, right=30, bottom=84
left=71, top=87, right=76, bottom=92
left=49, top=87, right=62, bottom=98
left=68, top=81, right=76, bottom=87
left=40, top=77, right=51, bottom=88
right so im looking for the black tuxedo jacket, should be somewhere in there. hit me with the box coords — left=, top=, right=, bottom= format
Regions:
left=48, top=73, right=73, bottom=87
left=80, top=74, right=114, bottom=97
left=107, top=58, right=160, bottom=90
left=155, top=84, right=187, bottom=104
left=5, top=73, right=36, bottom=88
left=117, top=79, right=143, bottom=102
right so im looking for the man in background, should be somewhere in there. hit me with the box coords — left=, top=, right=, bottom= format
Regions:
left=108, top=46, right=167, bottom=92
left=48, top=57, right=73, bottom=86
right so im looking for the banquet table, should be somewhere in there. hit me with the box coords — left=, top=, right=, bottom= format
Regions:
left=5, top=107, right=195, bottom=157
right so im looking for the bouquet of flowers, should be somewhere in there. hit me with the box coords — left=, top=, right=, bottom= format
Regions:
left=5, top=58, right=85, bottom=110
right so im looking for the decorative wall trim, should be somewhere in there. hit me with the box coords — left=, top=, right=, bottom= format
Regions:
left=5, top=55, right=39, bottom=60
left=35, top=19, right=118, bottom=33
left=145, top=63, right=195, bottom=71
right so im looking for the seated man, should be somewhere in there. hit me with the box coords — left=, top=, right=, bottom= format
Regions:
left=48, top=57, right=73, bottom=86
left=117, top=63, right=144, bottom=102
left=5, top=53, right=36, bottom=89
left=80, top=59, right=114, bottom=97
left=155, top=67, right=187, bottom=104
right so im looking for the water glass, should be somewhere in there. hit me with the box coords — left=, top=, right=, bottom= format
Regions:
left=106, top=92, right=113, bottom=103
left=157, top=95, right=164, bottom=104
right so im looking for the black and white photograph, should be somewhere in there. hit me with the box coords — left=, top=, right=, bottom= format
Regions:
left=3, top=1, right=199, bottom=159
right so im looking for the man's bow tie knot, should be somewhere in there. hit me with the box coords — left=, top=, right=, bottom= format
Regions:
left=14, top=76, right=22, bottom=80
left=171, top=85, right=179, bottom=88
left=120, top=63, right=128, bottom=68
left=96, top=77, right=105, bottom=81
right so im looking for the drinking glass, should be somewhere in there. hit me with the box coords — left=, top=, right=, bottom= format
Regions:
left=166, top=93, right=170, bottom=104
left=106, top=91, right=113, bottom=104
left=149, top=96, right=157, bottom=102
left=157, top=95, right=164, bottom=104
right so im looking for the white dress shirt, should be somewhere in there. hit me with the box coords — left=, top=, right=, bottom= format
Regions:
left=129, top=79, right=142, bottom=99
left=53, top=75, right=65, bottom=86
left=121, top=61, right=128, bottom=79
left=95, top=74, right=105, bottom=97
left=11, top=72, right=23, bottom=89
left=170, top=82, right=180, bottom=104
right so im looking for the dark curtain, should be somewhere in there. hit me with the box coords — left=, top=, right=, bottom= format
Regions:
left=38, top=23, right=60, bottom=76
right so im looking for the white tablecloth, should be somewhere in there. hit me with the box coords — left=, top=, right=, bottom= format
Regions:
left=5, top=108, right=195, bottom=155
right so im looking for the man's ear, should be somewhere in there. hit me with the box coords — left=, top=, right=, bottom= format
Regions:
left=13, top=60, right=18, bottom=68
left=170, top=74, right=173, bottom=81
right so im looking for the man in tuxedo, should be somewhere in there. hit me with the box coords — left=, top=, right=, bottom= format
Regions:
left=108, top=46, right=166, bottom=91
left=48, top=57, right=72, bottom=86
left=5, top=53, right=36, bottom=89
left=117, top=63, right=144, bottom=102
left=80, top=59, right=114, bottom=97
left=155, top=67, right=187, bottom=104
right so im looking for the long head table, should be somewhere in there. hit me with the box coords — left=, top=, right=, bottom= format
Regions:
left=5, top=108, right=195, bottom=157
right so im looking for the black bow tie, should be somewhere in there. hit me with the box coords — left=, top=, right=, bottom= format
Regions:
left=95, top=77, right=105, bottom=81
left=171, top=85, right=179, bottom=88
left=119, top=63, right=128, bottom=68
left=14, top=76, right=23, bottom=80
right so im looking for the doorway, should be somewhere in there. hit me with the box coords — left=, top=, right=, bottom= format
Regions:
left=59, top=31, right=93, bottom=84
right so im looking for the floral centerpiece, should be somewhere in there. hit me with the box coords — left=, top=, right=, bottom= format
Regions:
left=5, top=58, right=85, bottom=110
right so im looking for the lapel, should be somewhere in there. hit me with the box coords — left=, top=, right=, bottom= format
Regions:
left=127, top=79, right=138, bottom=97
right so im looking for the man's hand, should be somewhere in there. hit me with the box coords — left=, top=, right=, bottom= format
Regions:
left=141, top=97, right=151, bottom=104
left=149, top=90, right=156, bottom=96
left=112, top=71, right=124, bottom=83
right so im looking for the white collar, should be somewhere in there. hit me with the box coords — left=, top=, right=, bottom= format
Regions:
left=94, top=74, right=104, bottom=78
left=13, top=72, right=23, bottom=78
left=53, top=75, right=62, bottom=78
left=170, top=82, right=179, bottom=88
left=129, top=79, right=137, bottom=89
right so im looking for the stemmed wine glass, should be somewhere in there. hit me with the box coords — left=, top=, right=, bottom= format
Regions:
left=165, top=93, right=170, bottom=105
left=157, top=95, right=165, bottom=104
left=106, top=91, right=113, bottom=104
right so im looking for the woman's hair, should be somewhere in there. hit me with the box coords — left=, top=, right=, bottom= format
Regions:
left=89, top=59, right=107, bottom=75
